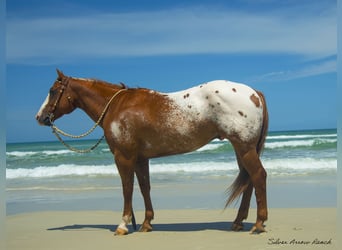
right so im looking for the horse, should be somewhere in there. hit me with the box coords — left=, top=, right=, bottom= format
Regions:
left=36, top=69, right=269, bottom=235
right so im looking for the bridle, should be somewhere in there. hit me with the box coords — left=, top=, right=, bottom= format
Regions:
left=47, top=77, right=126, bottom=153
left=48, top=77, right=70, bottom=122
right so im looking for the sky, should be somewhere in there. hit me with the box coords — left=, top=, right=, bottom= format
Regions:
left=6, top=0, right=337, bottom=143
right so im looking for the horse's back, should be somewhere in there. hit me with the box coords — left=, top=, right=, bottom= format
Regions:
left=167, top=80, right=261, bottom=108
left=166, top=80, right=265, bottom=142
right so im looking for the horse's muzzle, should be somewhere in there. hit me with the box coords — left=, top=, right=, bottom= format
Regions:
left=36, top=114, right=52, bottom=126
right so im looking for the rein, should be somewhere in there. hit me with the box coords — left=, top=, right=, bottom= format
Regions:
left=49, top=87, right=127, bottom=153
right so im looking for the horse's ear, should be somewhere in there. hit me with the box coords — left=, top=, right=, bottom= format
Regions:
left=56, top=69, right=65, bottom=80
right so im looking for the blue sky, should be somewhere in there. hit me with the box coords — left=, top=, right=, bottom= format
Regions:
left=6, top=0, right=337, bottom=143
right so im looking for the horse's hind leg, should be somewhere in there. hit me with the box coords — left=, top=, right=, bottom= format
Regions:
left=228, top=154, right=254, bottom=231
left=232, top=181, right=254, bottom=231
left=135, top=157, right=154, bottom=232
left=238, top=147, right=268, bottom=233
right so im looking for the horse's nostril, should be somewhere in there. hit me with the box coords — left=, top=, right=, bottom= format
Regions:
left=43, top=116, right=52, bottom=126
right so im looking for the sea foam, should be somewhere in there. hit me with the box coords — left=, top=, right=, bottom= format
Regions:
left=6, top=157, right=336, bottom=179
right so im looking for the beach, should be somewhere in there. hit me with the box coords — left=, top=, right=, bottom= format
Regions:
left=6, top=174, right=338, bottom=249
left=6, top=208, right=336, bottom=250
left=6, top=129, right=338, bottom=249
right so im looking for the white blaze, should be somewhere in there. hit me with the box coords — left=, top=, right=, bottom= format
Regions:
left=36, top=93, right=50, bottom=118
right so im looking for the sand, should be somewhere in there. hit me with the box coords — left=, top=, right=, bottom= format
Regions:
left=6, top=208, right=336, bottom=250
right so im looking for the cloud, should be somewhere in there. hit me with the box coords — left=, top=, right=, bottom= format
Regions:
left=7, top=4, right=336, bottom=64
left=249, top=58, right=336, bottom=83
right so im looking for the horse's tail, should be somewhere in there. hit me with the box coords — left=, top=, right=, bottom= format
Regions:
left=225, top=168, right=250, bottom=208
left=225, top=91, right=268, bottom=208
left=256, top=91, right=269, bottom=156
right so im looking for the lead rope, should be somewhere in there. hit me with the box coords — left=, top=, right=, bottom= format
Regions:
left=52, top=131, right=105, bottom=153
left=50, top=89, right=126, bottom=153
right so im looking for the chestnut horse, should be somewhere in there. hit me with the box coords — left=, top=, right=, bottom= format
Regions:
left=36, top=70, right=268, bottom=235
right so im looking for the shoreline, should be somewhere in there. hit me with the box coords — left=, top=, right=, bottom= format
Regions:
left=6, top=208, right=337, bottom=250
left=6, top=175, right=337, bottom=215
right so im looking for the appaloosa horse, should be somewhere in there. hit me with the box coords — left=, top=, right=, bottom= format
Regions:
left=36, top=70, right=269, bottom=235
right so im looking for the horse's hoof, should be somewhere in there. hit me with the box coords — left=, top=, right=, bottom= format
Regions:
left=231, top=222, right=243, bottom=231
left=139, top=223, right=153, bottom=232
left=114, top=227, right=128, bottom=236
left=249, top=223, right=266, bottom=234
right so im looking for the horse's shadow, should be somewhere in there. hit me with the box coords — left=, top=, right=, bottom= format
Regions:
left=47, top=221, right=254, bottom=233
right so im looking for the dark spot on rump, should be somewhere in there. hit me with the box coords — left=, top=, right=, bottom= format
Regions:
left=197, top=112, right=200, bottom=115
left=206, top=96, right=209, bottom=99
left=210, top=104, right=215, bottom=108
left=215, top=90, right=219, bottom=93
left=217, top=102, right=220, bottom=105
left=183, top=93, right=190, bottom=99
left=238, top=111, right=247, bottom=118
left=250, top=93, right=260, bottom=107
left=232, top=88, right=237, bottom=92
left=200, top=85, right=203, bottom=88
left=188, top=105, right=192, bottom=109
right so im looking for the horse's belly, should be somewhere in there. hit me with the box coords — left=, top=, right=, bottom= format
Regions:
left=139, top=123, right=218, bottom=158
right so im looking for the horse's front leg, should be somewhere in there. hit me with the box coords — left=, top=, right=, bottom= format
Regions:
left=135, top=157, right=154, bottom=232
left=114, top=153, right=135, bottom=236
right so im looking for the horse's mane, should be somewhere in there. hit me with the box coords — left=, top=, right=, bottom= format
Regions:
left=93, top=79, right=128, bottom=89
left=72, top=77, right=128, bottom=90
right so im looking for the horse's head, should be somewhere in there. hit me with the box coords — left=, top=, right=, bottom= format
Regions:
left=36, top=69, right=77, bottom=126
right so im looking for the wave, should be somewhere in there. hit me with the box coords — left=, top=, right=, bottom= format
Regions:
left=267, top=133, right=336, bottom=140
left=265, top=138, right=337, bottom=149
left=6, top=186, right=121, bottom=191
left=6, top=151, right=38, bottom=157
left=195, top=143, right=223, bottom=152
left=8, top=138, right=336, bottom=160
left=196, top=138, right=336, bottom=152
left=6, top=164, right=116, bottom=179
left=7, top=149, right=74, bottom=157
left=7, top=144, right=227, bottom=158
left=6, top=158, right=336, bottom=179
left=264, top=158, right=336, bottom=172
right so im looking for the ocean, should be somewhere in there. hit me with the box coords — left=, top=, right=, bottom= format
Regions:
left=6, top=129, right=337, bottom=214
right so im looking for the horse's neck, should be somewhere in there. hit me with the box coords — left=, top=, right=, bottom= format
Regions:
left=71, top=80, right=118, bottom=124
